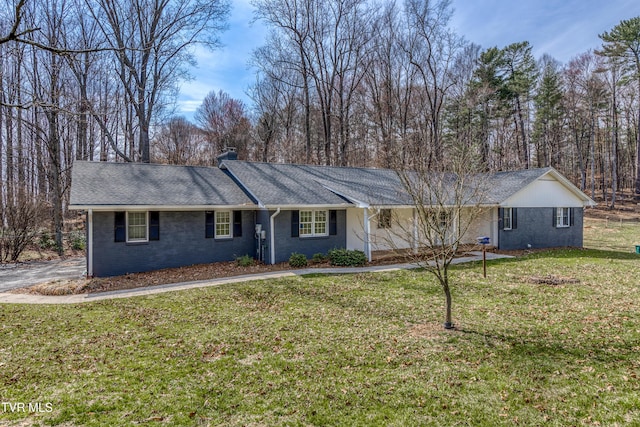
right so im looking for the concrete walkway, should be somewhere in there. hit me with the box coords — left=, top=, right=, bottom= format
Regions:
left=0, top=252, right=512, bottom=305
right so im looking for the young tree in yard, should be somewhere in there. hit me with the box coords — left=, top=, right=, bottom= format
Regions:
left=390, top=147, right=488, bottom=329
left=599, top=16, right=640, bottom=197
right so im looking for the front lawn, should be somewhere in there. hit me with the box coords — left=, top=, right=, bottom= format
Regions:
left=2, top=221, right=640, bottom=425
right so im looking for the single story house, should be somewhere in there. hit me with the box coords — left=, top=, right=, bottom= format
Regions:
left=69, top=153, right=595, bottom=276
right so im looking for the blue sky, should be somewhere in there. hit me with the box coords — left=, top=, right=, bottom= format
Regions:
left=176, top=0, right=639, bottom=120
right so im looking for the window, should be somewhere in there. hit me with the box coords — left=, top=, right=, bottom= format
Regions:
left=116, top=211, right=159, bottom=243
left=314, top=210, right=327, bottom=235
left=500, top=207, right=517, bottom=231
left=299, top=210, right=328, bottom=237
left=127, top=211, right=148, bottom=242
left=556, top=207, right=570, bottom=228
left=378, top=209, right=392, bottom=229
left=503, top=208, right=512, bottom=230
left=431, top=210, right=451, bottom=228
left=300, top=211, right=313, bottom=235
left=215, top=211, right=231, bottom=238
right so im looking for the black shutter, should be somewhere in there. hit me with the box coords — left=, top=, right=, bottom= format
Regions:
left=114, top=212, right=126, bottom=242
left=205, top=211, right=214, bottom=238
left=149, top=211, right=160, bottom=241
left=233, top=211, right=242, bottom=237
left=329, top=210, right=337, bottom=235
left=512, top=208, right=518, bottom=230
left=552, top=208, right=557, bottom=227
left=291, top=210, right=299, bottom=237
left=570, top=208, right=575, bottom=227
left=498, top=208, right=504, bottom=230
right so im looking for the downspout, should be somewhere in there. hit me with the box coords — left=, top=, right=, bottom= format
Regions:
left=87, top=209, right=93, bottom=277
left=269, top=208, right=281, bottom=265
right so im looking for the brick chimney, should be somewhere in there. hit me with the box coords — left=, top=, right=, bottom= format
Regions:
left=216, top=147, right=238, bottom=166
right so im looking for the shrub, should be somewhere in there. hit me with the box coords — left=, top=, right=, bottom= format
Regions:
left=38, top=231, right=57, bottom=250
left=236, top=254, right=255, bottom=267
left=311, top=252, right=328, bottom=263
left=288, top=252, right=308, bottom=268
left=69, top=231, right=86, bottom=251
left=328, top=248, right=367, bottom=267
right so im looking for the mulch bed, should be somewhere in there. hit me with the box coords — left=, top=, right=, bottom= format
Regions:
left=13, top=254, right=427, bottom=296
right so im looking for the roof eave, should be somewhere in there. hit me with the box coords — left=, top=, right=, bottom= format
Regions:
left=261, top=203, right=354, bottom=210
left=69, top=204, right=257, bottom=211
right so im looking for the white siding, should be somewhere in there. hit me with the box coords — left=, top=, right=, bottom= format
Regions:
left=461, top=208, right=495, bottom=246
left=346, top=207, right=497, bottom=251
left=504, top=176, right=585, bottom=208
left=346, top=207, right=414, bottom=251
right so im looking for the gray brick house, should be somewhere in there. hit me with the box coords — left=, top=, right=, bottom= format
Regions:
left=70, top=156, right=595, bottom=277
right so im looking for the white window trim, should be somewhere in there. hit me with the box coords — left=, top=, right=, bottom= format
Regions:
left=300, top=209, right=329, bottom=238
left=503, top=207, right=512, bottom=231
left=215, top=210, right=232, bottom=238
left=557, top=207, right=570, bottom=228
left=126, top=211, right=149, bottom=243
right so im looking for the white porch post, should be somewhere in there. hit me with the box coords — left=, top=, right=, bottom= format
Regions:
left=412, top=208, right=418, bottom=254
left=452, top=210, right=459, bottom=246
left=363, top=208, right=371, bottom=262
left=87, top=209, right=93, bottom=277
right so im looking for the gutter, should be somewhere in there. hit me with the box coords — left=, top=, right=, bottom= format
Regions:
left=269, top=208, right=281, bottom=265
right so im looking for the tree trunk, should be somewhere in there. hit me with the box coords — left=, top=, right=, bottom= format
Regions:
left=590, top=110, right=596, bottom=200
left=636, top=78, right=640, bottom=197
left=442, top=272, right=453, bottom=329
left=611, top=76, right=618, bottom=208
left=46, top=110, right=64, bottom=256
left=515, top=95, right=529, bottom=169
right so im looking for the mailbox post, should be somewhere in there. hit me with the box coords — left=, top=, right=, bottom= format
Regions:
left=477, top=236, right=490, bottom=278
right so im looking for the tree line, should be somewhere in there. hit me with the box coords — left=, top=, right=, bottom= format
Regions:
left=249, top=0, right=640, bottom=205
left=0, top=0, right=639, bottom=259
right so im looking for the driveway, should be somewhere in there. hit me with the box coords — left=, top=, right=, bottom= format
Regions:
left=0, top=257, right=86, bottom=292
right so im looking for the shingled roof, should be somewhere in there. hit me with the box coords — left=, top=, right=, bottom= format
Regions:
left=220, top=161, right=411, bottom=207
left=69, top=160, right=593, bottom=210
left=69, top=161, right=255, bottom=209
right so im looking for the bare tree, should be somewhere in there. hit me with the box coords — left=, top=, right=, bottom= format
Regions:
left=153, top=116, right=207, bottom=165
left=386, top=147, right=488, bottom=329
left=195, top=90, right=251, bottom=161
left=403, top=0, right=462, bottom=167
left=86, top=0, right=230, bottom=163
left=252, top=0, right=314, bottom=163
left=0, top=194, right=44, bottom=262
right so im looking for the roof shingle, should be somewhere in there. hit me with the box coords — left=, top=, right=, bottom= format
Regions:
left=69, top=161, right=255, bottom=208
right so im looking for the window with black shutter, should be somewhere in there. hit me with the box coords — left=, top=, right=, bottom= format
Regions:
left=149, top=211, right=160, bottom=241
left=205, top=211, right=214, bottom=238
left=233, top=211, right=242, bottom=237
left=329, top=210, right=337, bottom=235
left=291, top=210, right=299, bottom=237
left=114, top=212, right=126, bottom=242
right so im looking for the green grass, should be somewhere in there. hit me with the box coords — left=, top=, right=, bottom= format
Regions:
left=2, top=226, right=640, bottom=425
left=584, top=217, right=640, bottom=253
